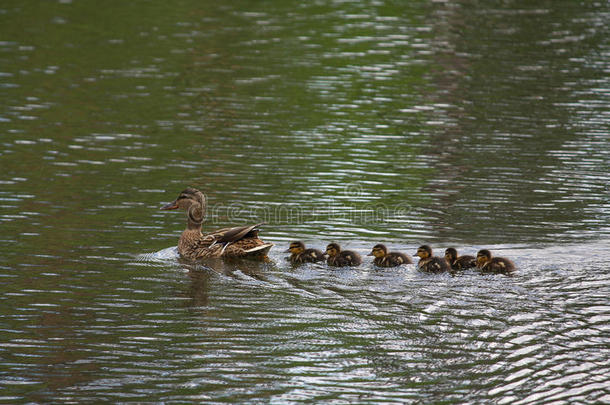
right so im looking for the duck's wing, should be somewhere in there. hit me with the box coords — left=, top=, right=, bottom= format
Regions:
left=491, top=257, right=516, bottom=273
left=203, top=222, right=266, bottom=244
left=341, top=250, right=362, bottom=266
left=456, top=255, right=476, bottom=269
left=306, top=249, right=326, bottom=262
left=393, top=252, right=412, bottom=264
left=426, top=257, right=448, bottom=272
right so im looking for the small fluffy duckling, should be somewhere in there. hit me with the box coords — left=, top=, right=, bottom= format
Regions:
left=476, top=249, right=516, bottom=275
left=444, top=247, right=476, bottom=270
left=368, top=244, right=412, bottom=267
left=285, top=241, right=325, bottom=264
left=414, top=245, right=449, bottom=273
left=325, top=243, right=362, bottom=267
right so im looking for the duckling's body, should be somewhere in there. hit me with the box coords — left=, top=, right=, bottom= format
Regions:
left=444, top=248, right=476, bottom=270
left=476, top=249, right=515, bottom=275
left=418, top=256, right=449, bottom=273
left=162, top=188, right=273, bottom=260
left=415, top=245, right=449, bottom=273
left=286, top=241, right=325, bottom=264
left=326, top=243, right=362, bottom=267
left=368, top=244, right=412, bottom=267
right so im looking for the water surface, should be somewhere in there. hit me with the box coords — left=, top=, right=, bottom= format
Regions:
left=1, top=0, right=609, bottom=403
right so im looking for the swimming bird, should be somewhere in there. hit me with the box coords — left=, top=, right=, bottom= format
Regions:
left=161, top=187, right=273, bottom=259
left=368, top=244, right=412, bottom=267
left=325, top=243, right=362, bottom=267
left=414, top=245, right=449, bottom=273
left=285, top=241, right=325, bottom=264
left=444, top=247, right=476, bottom=270
left=476, top=249, right=516, bottom=275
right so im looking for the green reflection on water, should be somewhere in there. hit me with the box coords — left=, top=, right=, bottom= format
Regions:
left=0, top=0, right=608, bottom=258
left=0, top=1, right=609, bottom=403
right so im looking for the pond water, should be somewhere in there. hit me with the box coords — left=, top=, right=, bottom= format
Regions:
left=1, top=0, right=609, bottom=403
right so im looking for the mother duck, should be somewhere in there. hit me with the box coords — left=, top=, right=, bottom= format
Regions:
left=161, top=187, right=273, bottom=259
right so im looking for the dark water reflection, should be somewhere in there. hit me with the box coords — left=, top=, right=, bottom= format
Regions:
left=1, top=0, right=609, bottom=403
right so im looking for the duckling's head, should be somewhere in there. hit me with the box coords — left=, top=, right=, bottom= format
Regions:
left=476, top=249, right=492, bottom=267
left=368, top=244, right=388, bottom=258
left=415, top=245, right=432, bottom=259
left=286, top=241, right=305, bottom=254
left=444, top=247, right=458, bottom=262
left=161, top=188, right=206, bottom=224
left=326, top=243, right=341, bottom=257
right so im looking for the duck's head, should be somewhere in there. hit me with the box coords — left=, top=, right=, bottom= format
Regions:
left=286, top=241, right=305, bottom=254
left=415, top=245, right=432, bottom=259
left=161, top=187, right=206, bottom=225
left=444, top=247, right=458, bottom=262
left=476, top=249, right=492, bottom=267
left=326, top=243, right=341, bottom=257
left=368, top=244, right=387, bottom=258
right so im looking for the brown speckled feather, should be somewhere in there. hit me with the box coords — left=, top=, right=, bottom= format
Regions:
left=480, top=257, right=515, bottom=275
left=290, top=248, right=325, bottom=264
left=374, top=252, right=412, bottom=267
left=417, top=256, right=449, bottom=273
left=327, top=250, right=362, bottom=267
left=209, top=223, right=263, bottom=244
left=451, top=255, right=476, bottom=270
left=178, top=223, right=272, bottom=260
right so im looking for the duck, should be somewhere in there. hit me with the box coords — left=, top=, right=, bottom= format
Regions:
left=285, top=241, right=325, bottom=264
left=161, top=187, right=273, bottom=260
left=368, top=244, right=412, bottom=267
left=325, top=243, right=362, bottom=267
left=444, top=247, right=476, bottom=270
left=414, top=245, right=450, bottom=273
left=476, top=249, right=516, bottom=275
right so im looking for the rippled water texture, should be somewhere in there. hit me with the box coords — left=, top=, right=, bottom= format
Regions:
left=1, top=0, right=609, bottom=403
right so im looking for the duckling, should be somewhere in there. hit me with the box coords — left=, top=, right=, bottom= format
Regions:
left=476, top=249, right=516, bottom=275
left=325, top=243, right=362, bottom=267
left=444, top=247, right=476, bottom=270
left=161, top=187, right=273, bottom=259
left=414, top=245, right=449, bottom=273
left=368, top=244, right=412, bottom=267
left=285, top=241, right=325, bottom=264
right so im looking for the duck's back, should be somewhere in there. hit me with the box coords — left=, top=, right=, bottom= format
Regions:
left=376, top=252, right=412, bottom=267
left=293, top=248, right=325, bottom=263
left=418, top=256, right=449, bottom=273
left=482, top=257, right=515, bottom=274
left=180, top=223, right=272, bottom=259
left=328, top=250, right=362, bottom=266
left=390, top=252, right=412, bottom=265
left=453, top=255, right=476, bottom=270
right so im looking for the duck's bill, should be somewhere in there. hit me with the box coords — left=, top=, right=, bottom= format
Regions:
left=366, top=252, right=374, bottom=256
left=161, top=201, right=179, bottom=210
